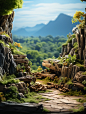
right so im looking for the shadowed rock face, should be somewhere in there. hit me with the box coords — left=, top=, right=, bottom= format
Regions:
left=0, top=11, right=14, bottom=39
left=0, top=40, right=16, bottom=76
left=0, top=102, right=43, bottom=113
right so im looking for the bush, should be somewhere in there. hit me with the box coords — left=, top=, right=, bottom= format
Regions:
left=4, top=86, right=18, bottom=100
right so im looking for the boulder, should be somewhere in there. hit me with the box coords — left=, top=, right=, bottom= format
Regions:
left=30, top=83, right=47, bottom=92
left=73, top=71, right=86, bottom=83
left=0, top=102, right=43, bottom=113
left=16, top=76, right=32, bottom=84
left=73, top=82, right=84, bottom=90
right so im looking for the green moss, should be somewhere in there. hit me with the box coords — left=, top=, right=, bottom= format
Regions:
left=42, top=107, right=50, bottom=112
left=75, top=63, right=86, bottom=71
left=8, top=42, right=25, bottom=55
left=66, top=80, right=73, bottom=85
left=76, top=98, right=86, bottom=103
left=73, top=42, right=78, bottom=49
left=75, top=59, right=84, bottom=64
left=71, top=106, right=84, bottom=112
left=13, top=49, right=25, bottom=55
left=82, top=72, right=86, bottom=75
left=62, top=42, right=67, bottom=46
left=1, top=32, right=10, bottom=38
left=62, top=37, right=74, bottom=46
left=0, top=79, right=20, bottom=85
left=4, top=86, right=18, bottom=99
left=60, top=90, right=84, bottom=96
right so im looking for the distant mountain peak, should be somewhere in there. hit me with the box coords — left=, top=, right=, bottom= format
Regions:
left=12, top=13, right=79, bottom=37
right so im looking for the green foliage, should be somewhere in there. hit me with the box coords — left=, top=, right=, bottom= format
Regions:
left=13, top=49, right=25, bottom=55
left=75, top=63, right=86, bottom=71
left=66, top=80, right=73, bottom=85
left=45, top=77, right=52, bottom=82
left=82, top=80, right=86, bottom=85
left=57, top=54, right=76, bottom=66
left=76, top=98, right=86, bottom=103
left=2, top=73, right=16, bottom=81
left=65, top=54, right=76, bottom=65
left=63, top=34, right=76, bottom=46
left=0, top=40, right=9, bottom=48
left=42, top=107, right=50, bottom=112
left=82, top=72, right=86, bottom=75
left=0, top=31, right=10, bottom=38
left=58, top=77, right=68, bottom=85
left=0, top=79, right=19, bottom=85
left=4, top=86, right=18, bottom=99
left=61, top=89, right=83, bottom=96
left=53, top=76, right=59, bottom=83
left=37, top=66, right=43, bottom=72
left=0, top=92, right=6, bottom=102
left=84, top=87, right=86, bottom=91
left=71, top=106, right=84, bottom=112
left=13, top=35, right=66, bottom=70
left=0, top=0, right=23, bottom=15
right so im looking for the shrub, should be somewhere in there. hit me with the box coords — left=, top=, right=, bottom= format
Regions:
left=4, top=86, right=18, bottom=100
left=37, top=66, right=42, bottom=72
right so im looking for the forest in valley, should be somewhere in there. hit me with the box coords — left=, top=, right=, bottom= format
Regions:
left=12, top=35, right=67, bottom=70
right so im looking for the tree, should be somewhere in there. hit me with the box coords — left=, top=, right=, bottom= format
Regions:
left=0, top=0, right=23, bottom=15
left=72, top=11, right=85, bottom=29
left=80, top=0, right=86, bottom=1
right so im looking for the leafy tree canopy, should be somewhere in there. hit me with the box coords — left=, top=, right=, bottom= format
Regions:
left=0, top=0, right=23, bottom=15
left=80, top=0, right=86, bottom=1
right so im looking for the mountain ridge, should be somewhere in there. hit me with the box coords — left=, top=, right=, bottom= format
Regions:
left=12, top=13, right=79, bottom=37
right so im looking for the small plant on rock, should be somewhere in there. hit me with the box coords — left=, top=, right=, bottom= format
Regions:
left=82, top=80, right=86, bottom=85
left=0, top=92, right=6, bottom=102
left=37, top=66, right=42, bottom=72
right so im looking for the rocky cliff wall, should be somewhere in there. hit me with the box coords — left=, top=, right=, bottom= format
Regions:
left=0, top=11, right=14, bottom=39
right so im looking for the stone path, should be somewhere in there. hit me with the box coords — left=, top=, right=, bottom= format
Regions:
left=38, top=88, right=83, bottom=113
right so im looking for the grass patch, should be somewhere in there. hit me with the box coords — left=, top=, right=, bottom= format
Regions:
left=62, top=37, right=74, bottom=46
left=76, top=98, right=86, bottom=103
left=82, top=72, right=86, bottom=75
left=75, top=63, right=86, bottom=71
left=70, top=106, right=84, bottom=112
left=42, top=107, right=50, bottom=112
left=66, top=80, right=73, bottom=85
left=60, top=90, right=84, bottom=96
left=13, top=49, right=25, bottom=55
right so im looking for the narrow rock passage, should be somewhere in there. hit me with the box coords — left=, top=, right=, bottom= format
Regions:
left=36, top=80, right=84, bottom=113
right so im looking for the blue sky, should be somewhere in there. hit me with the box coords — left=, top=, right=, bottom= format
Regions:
left=13, top=0, right=86, bottom=30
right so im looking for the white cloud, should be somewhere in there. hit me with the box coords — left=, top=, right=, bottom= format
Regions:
left=13, top=2, right=86, bottom=28
left=23, top=1, right=33, bottom=3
